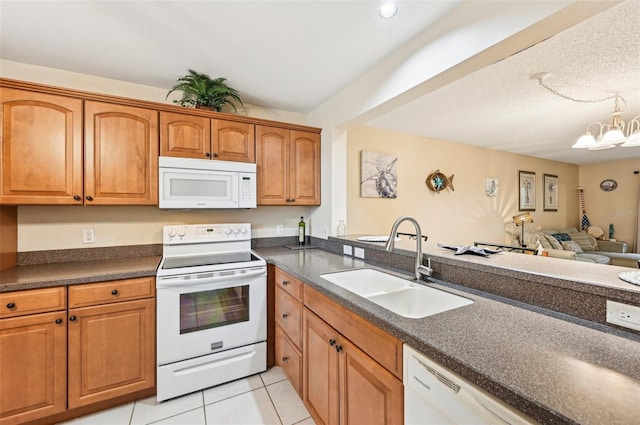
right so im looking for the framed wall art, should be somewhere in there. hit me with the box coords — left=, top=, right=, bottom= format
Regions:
left=518, top=170, right=536, bottom=211
left=360, top=151, right=398, bottom=198
left=543, top=174, right=558, bottom=211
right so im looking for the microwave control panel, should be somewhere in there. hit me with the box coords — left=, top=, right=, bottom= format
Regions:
left=239, top=173, right=256, bottom=208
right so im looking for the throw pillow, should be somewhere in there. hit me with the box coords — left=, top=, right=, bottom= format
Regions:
left=562, top=240, right=584, bottom=253
left=571, top=233, right=596, bottom=252
left=552, top=233, right=572, bottom=242
left=534, top=232, right=552, bottom=250
left=544, top=234, right=563, bottom=250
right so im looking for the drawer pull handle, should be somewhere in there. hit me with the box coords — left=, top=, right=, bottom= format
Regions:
left=111, top=289, right=119, bottom=295
left=282, top=356, right=289, bottom=363
left=329, top=339, right=336, bottom=346
left=282, top=280, right=289, bottom=286
left=69, top=315, right=77, bottom=322
left=6, top=302, right=15, bottom=309
left=282, top=313, right=288, bottom=319
left=55, top=318, right=63, bottom=324
left=335, top=344, right=343, bottom=353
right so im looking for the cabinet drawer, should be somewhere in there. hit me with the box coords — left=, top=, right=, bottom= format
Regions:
left=274, top=268, right=302, bottom=301
left=275, top=286, right=302, bottom=349
left=275, top=326, right=302, bottom=396
left=69, top=277, right=155, bottom=308
left=0, top=287, right=66, bottom=319
left=304, top=285, right=403, bottom=379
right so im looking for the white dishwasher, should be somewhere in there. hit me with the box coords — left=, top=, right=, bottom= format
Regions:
left=404, top=345, right=537, bottom=424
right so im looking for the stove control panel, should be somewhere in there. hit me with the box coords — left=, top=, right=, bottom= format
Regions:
left=163, top=223, right=251, bottom=244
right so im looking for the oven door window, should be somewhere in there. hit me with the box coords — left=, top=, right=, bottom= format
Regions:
left=180, top=285, right=249, bottom=334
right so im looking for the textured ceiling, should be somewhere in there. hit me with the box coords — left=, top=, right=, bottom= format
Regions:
left=1, top=0, right=638, bottom=165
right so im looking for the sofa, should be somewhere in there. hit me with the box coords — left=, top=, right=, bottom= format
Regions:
left=525, top=228, right=640, bottom=268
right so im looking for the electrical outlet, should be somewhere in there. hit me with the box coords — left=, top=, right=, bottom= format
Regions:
left=343, top=245, right=353, bottom=256
left=606, top=300, right=640, bottom=331
left=83, top=228, right=95, bottom=244
left=276, top=224, right=284, bottom=235
left=354, top=247, right=365, bottom=259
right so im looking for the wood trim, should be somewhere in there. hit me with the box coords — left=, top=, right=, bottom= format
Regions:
left=304, top=285, right=403, bottom=379
left=0, top=206, right=17, bottom=270
left=0, top=78, right=321, bottom=133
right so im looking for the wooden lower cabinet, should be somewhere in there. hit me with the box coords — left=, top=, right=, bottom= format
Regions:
left=0, top=311, right=67, bottom=425
left=303, top=308, right=403, bottom=425
left=67, top=298, right=155, bottom=408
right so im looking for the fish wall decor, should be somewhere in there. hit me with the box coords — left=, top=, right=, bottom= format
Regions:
left=426, top=169, right=454, bottom=193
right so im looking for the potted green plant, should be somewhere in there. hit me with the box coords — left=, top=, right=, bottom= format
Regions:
left=166, top=69, right=244, bottom=112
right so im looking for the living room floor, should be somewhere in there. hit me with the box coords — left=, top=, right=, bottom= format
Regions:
left=60, top=367, right=314, bottom=425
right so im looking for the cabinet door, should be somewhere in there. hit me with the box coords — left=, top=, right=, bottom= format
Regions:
left=160, top=111, right=211, bottom=159
left=84, top=101, right=158, bottom=205
left=0, top=88, right=83, bottom=205
left=67, top=298, right=155, bottom=408
left=303, top=309, right=339, bottom=425
left=212, top=119, right=255, bottom=163
left=0, top=311, right=67, bottom=424
left=290, top=130, right=320, bottom=206
left=339, top=338, right=403, bottom=425
left=256, top=125, right=289, bottom=205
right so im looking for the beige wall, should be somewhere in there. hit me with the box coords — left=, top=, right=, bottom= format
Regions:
left=346, top=126, right=579, bottom=246
left=579, top=158, right=640, bottom=251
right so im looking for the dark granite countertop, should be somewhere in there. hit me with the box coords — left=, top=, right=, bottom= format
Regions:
left=0, top=256, right=161, bottom=292
left=255, top=246, right=640, bottom=425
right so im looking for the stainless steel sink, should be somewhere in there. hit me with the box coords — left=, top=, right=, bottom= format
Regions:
left=319, top=268, right=473, bottom=318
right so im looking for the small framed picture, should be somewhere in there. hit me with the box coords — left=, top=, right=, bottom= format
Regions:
left=518, top=171, right=536, bottom=211
left=543, top=174, right=558, bottom=211
left=485, top=178, right=498, bottom=197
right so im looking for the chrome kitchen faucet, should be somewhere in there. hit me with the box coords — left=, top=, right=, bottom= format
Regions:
left=385, top=216, right=432, bottom=280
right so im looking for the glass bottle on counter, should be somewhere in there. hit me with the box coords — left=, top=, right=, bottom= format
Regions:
left=337, top=220, right=346, bottom=237
left=298, top=216, right=306, bottom=246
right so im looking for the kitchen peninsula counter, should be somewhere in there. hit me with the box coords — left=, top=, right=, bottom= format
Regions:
left=254, top=246, right=640, bottom=425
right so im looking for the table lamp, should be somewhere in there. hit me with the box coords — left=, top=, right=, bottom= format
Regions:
left=513, top=213, right=534, bottom=247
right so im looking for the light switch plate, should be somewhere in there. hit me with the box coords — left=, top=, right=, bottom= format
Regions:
left=606, top=300, right=640, bottom=331
left=343, top=245, right=353, bottom=256
left=354, top=247, right=365, bottom=259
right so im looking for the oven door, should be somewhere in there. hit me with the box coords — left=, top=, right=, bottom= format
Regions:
left=156, top=266, right=266, bottom=365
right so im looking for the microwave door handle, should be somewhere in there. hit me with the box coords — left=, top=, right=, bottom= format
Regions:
left=157, top=269, right=265, bottom=287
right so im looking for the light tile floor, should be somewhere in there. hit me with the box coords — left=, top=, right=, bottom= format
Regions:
left=59, top=367, right=315, bottom=425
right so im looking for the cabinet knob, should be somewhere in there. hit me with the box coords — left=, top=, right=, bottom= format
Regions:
left=69, top=315, right=77, bottom=321
left=205, top=152, right=211, bottom=158
left=282, top=280, right=288, bottom=286
left=282, top=313, right=288, bottom=319
left=335, top=345, right=343, bottom=353
left=285, top=198, right=291, bottom=203
left=329, top=339, right=336, bottom=346
left=290, top=199, right=296, bottom=203
left=6, top=302, right=15, bottom=309
left=85, top=195, right=94, bottom=201
left=111, top=289, right=118, bottom=295
left=73, top=195, right=81, bottom=201
left=55, top=318, right=63, bottom=324
left=213, top=153, right=219, bottom=158
left=282, top=356, right=289, bottom=363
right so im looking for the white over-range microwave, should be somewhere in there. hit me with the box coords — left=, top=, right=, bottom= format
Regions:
left=159, top=156, right=257, bottom=209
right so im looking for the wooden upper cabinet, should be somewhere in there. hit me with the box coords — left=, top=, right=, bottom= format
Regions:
left=0, top=88, right=83, bottom=205
left=160, top=112, right=210, bottom=159
left=256, top=126, right=320, bottom=206
left=160, top=113, right=255, bottom=162
left=84, top=101, right=159, bottom=205
left=212, top=119, right=255, bottom=163
left=290, top=130, right=320, bottom=206
left=256, top=126, right=289, bottom=205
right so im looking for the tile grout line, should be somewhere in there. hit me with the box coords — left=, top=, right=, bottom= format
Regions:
left=264, top=382, right=285, bottom=425
left=202, top=391, right=208, bottom=425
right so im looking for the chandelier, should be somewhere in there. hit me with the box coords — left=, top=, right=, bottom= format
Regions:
left=531, top=72, right=640, bottom=150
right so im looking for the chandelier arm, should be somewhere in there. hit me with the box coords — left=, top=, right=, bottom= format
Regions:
left=535, top=77, right=616, bottom=104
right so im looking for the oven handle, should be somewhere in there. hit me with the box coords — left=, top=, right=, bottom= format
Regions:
left=156, top=268, right=266, bottom=288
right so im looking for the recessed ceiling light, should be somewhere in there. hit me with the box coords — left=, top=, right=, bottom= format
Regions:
left=378, top=2, right=398, bottom=19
